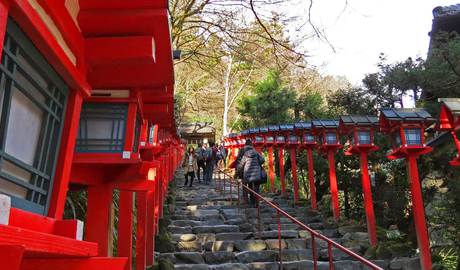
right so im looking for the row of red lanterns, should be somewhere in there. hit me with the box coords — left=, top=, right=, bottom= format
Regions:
left=224, top=101, right=460, bottom=270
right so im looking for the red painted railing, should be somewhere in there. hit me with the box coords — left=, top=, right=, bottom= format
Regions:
left=215, top=169, right=383, bottom=270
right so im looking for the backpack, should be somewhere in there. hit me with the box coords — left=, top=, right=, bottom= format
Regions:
left=197, top=148, right=205, bottom=161
left=211, top=146, right=218, bottom=161
left=205, top=148, right=213, bottom=162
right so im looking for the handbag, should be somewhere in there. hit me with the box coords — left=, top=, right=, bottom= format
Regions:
left=258, top=167, right=268, bottom=184
left=256, top=154, right=268, bottom=184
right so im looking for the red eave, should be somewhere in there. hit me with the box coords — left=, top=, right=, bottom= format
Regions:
left=79, top=0, right=169, bottom=10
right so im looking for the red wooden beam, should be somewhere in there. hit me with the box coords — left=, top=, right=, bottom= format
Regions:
left=79, top=0, right=168, bottom=10
left=21, top=257, right=127, bottom=270
left=48, top=91, right=83, bottom=219
left=78, top=9, right=169, bottom=38
left=87, top=63, right=173, bottom=89
left=86, top=36, right=156, bottom=67
left=9, top=208, right=81, bottom=240
left=0, top=225, right=97, bottom=257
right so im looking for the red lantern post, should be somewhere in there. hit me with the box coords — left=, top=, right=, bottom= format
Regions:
left=436, top=98, right=460, bottom=166
left=339, top=115, right=380, bottom=247
left=296, top=122, right=318, bottom=210
left=379, top=108, right=435, bottom=270
left=270, top=125, right=287, bottom=197
left=281, top=124, right=300, bottom=203
left=265, top=130, right=277, bottom=193
left=312, top=120, right=342, bottom=222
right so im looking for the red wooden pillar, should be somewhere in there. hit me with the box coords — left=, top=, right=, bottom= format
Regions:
left=48, top=90, right=83, bottom=219
left=289, top=147, right=299, bottom=203
left=86, top=185, right=113, bottom=256
left=136, top=192, right=148, bottom=270
left=359, top=152, right=378, bottom=246
left=146, top=190, right=155, bottom=266
left=154, top=170, right=161, bottom=236
left=306, top=148, right=317, bottom=210
left=268, top=147, right=275, bottom=193
left=278, top=147, right=286, bottom=197
left=118, top=191, right=133, bottom=270
left=407, top=155, right=432, bottom=270
left=327, top=149, right=340, bottom=222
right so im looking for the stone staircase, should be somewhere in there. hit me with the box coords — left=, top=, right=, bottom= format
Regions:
left=158, top=174, right=414, bottom=270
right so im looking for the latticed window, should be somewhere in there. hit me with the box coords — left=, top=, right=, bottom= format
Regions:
left=76, top=103, right=128, bottom=152
left=0, top=19, right=68, bottom=214
left=304, top=134, right=315, bottom=143
left=266, top=136, right=274, bottom=143
left=276, top=136, right=285, bottom=143
left=325, top=132, right=337, bottom=144
left=357, top=130, right=371, bottom=145
left=149, top=125, right=156, bottom=144
left=404, top=128, right=422, bottom=145
left=289, top=135, right=298, bottom=143
left=255, top=136, right=263, bottom=143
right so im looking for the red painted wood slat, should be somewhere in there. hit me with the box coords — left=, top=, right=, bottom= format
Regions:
left=21, top=257, right=127, bottom=270
left=0, top=225, right=97, bottom=257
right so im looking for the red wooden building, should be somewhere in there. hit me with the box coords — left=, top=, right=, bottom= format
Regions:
left=0, top=1, right=182, bottom=270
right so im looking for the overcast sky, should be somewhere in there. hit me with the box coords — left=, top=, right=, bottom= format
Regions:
left=288, top=0, right=460, bottom=85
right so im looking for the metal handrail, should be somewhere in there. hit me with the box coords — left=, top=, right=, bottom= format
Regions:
left=216, top=169, right=383, bottom=270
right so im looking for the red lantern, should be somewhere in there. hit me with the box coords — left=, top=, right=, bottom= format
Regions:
left=339, top=115, right=379, bottom=247
left=295, top=122, right=318, bottom=210
left=312, top=119, right=342, bottom=222
left=379, top=108, right=435, bottom=270
left=436, top=98, right=460, bottom=166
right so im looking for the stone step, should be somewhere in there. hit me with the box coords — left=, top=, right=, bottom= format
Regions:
left=260, top=230, right=298, bottom=239
left=235, top=250, right=278, bottom=263
left=193, top=225, right=240, bottom=234
left=266, top=224, right=299, bottom=231
left=165, top=178, right=380, bottom=270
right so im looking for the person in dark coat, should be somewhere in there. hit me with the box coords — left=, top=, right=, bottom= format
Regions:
left=236, top=139, right=264, bottom=206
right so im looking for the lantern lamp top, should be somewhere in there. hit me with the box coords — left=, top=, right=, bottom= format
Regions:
left=280, top=124, right=294, bottom=131
left=259, top=126, right=269, bottom=133
left=241, top=129, right=250, bottom=136
left=312, top=119, right=339, bottom=130
left=294, top=122, right=312, bottom=130
left=379, top=108, right=435, bottom=133
left=268, top=125, right=280, bottom=132
left=339, top=115, right=379, bottom=134
left=249, top=127, right=260, bottom=134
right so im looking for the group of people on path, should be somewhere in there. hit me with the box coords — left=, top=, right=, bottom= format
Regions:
left=181, top=141, right=227, bottom=187
left=181, top=138, right=266, bottom=207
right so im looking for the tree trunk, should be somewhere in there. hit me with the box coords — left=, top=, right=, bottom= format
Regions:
left=222, top=54, right=233, bottom=136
